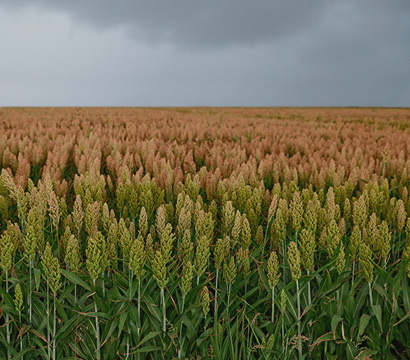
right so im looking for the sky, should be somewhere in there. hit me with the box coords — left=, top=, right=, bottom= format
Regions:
left=0, top=1, right=409, bottom=107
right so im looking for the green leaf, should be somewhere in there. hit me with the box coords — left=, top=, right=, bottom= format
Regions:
left=357, top=314, right=371, bottom=341
left=61, top=269, right=91, bottom=291
left=372, top=305, right=382, bottom=332
left=33, top=268, right=41, bottom=291
left=331, top=315, right=342, bottom=333
left=137, top=331, right=160, bottom=347
left=134, top=346, right=161, bottom=353
left=118, top=312, right=127, bottom=336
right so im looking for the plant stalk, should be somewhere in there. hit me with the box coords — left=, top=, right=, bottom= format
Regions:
left=53, top=294, right=57, bottom=360
left=93, top=279, right=101, bottom=360
left=6, top=271, right=10, bottom=360
left=296, top=279, right=302, bottom=360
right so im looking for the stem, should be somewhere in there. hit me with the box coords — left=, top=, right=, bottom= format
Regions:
left=307, top=270, right=311, bottom=306
left=53, top=295, right=56, bottom=360
left=29, top=260, right=32, bottom=324
left=368, top=282, right=374, bottom=307
left=296, top=279, right=302, bottom=360
left=161, top=287, right=166, bottom=338
left=282, top=312, right=285, bottom=355
left=47, top=281, right=51, bottom=360
left=352, top=261, right=355, bottom=288
left=19, top=311, right=23, bottom=353
left=6, top=271, right=10, bottom=360
left=129, top=270, right=133, bottom=302
left=178, top=296, right=185, bottom=358
left=137, top=279, right=141, bottom=338
left=214, top=269, right=219, bottom=316
left=283, top=241, right=288, bottom=283
left=271, top=287, right=275, bottom=323
left=227, top=284, right=231, bottom=321
left=93, top=279, right=101, bottom=360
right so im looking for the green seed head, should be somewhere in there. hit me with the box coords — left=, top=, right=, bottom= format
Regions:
left=223, top=257, right=237, bottom=285
left=118, top=218, right=132, bottom=261
left=86, top=231, right=108, bottom=281
left=201, top=286, right=210, bottom=317
left=241, top=216, right=252, bottom=249
left=378, top=221, right=391, bottom=260
left=255, top=225, right=264, bottom=247
left=180, top=260, right=193, bottom=297
left=360, top=242, right=373, bottom=283
left=230, top=210, right=242, bottom=247
left=138, top=206, right=149, bottom=238
left=160, top=223, right=175, bottom=265
left=14, top=283, right=23, bottom=311
left=152, top=250, right=167, bottom=289
left=214, top=238, right=225, bottom=271
left=42, top=243, right=61, bottom=294
left=223, top=201, right=235, bottom=235
left=0, top=233, right=14, bottom=273
left=326, top=219, right=340, bottom=258
left=395, top=200, right=406, bottom=233
left=350, top=225, right=362, bottom=259
left=290, top=191, right=304, bottom=232
left=336, top=245, right=346, bottom=274
left=287, top=241, right=301, bottom=281
left=280, top=289, right=287, bottom=312
left=194, top=236, right=210, bottom=280
left=353, top=196, right=368, bottom=231
left=65, top=235, right=81, bottom=273
left=145, top=233, right=154, bottom=266
left=129, top=235, right=146, bottom=279
left=303, top=200, right=317, bottom=233
left=267, top=251, right=280, bottom=289
left=180, top=229, right=193, bottom=266
left=299, top=228, right=316, bottom=271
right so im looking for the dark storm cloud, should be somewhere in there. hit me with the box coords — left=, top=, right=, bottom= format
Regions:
left=0, top=0, right=330, bottom=48
left=0, top=0, right=409, bottom=106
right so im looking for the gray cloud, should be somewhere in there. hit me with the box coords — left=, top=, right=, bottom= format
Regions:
left=0, top=1, right=332, bottom=48
left=0, top=0, right=409, bottom=106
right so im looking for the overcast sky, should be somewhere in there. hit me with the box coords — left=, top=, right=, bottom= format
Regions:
left=0, top=1, right=409, bottom=107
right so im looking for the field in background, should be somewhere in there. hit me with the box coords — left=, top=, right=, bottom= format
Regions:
left=1, top=107, right=410, bottom=359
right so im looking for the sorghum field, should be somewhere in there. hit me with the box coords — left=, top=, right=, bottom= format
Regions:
left=1, top=107, right=410, bottom=359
